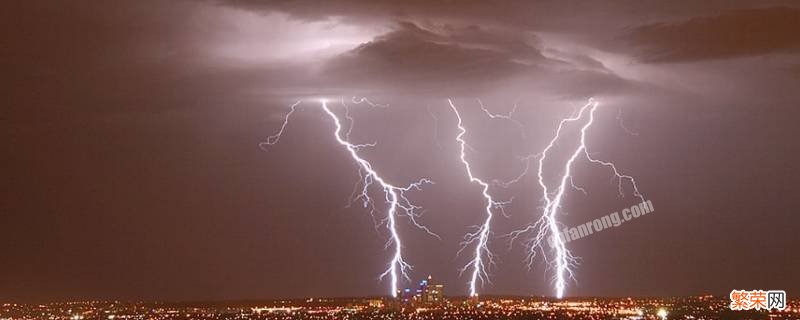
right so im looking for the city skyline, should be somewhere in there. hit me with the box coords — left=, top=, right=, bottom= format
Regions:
left=2, top=295, right=797, bottom=319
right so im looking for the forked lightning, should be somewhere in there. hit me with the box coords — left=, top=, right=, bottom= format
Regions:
left=509, top=98, right=644, bottom=298
left=264, top=99, right=437, bottom=297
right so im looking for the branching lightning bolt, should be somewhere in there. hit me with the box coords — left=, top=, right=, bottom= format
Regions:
left=508, top=98, right=644, bottom=298
left=264, top=99, right=438, bottom=297
left=448, top=99, right=509, bottom=297
left=264, top=97, right=643, bottom=299
left=259, top=100, right=302, bottom=150
left=426, top=104, right=444, bottom=150
left=616, top=106, right=640, bottom=136
left=477, top=98, right=526, bottom=138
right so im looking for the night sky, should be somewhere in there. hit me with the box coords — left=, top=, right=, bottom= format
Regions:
left=3, top=0, right=800, bottom=302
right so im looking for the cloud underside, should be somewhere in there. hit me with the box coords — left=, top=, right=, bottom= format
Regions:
left=624, top=7, right=800, bottom=63
left=316, top=22, right=632, bottom=97
left=208, top=1, right=800, bottom=99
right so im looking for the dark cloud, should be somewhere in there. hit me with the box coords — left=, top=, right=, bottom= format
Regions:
left=212, top=0, right=540, bottom=26
left=311, top=21, right=642, bottom=99
left=212, top=0, right=800, bottom=38
left=321, top=22, right=540, bottom=94
left=623, top=7, right=800, bottom=63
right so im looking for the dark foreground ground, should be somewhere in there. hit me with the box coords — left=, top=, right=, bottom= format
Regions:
left=2, top=296, right=796, bottom=320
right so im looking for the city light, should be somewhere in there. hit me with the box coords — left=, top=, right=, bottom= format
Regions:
left=4, top=296, right=796, bottom=319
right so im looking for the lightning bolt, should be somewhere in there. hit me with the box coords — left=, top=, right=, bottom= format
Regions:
left=509, top=98, right=644, bottom=298
left=264, top=99, right=437, bottom=297
left=616, top=106, right=640, bottom=136
left=265, top=97, right=642, bottom=299
left=477, top=98, right=526, bottom=138
left=448, top=99, right=509, bottom=297
left=259, top=100, right=301, bottom=150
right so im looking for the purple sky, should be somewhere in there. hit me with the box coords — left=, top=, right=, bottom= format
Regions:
left=3, top=0, right=800, bottom=302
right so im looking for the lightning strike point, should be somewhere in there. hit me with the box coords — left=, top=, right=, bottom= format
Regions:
left=508, top=98, right=644, bottom=299
left=319, top=100, right=439, bottom=297
left=264, top=98, right=437, bottom=298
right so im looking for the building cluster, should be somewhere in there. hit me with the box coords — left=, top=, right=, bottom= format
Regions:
left=396, top=275, right=444, bottom=306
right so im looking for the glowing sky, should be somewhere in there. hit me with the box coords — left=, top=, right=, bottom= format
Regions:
left=3, top=0, right=800, bottom=301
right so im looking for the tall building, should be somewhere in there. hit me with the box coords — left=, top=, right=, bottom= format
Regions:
left=426, top=284, right=444, bottom=304
left=397, top=288, right=415, bottom=304
left=398, top=275, right=444, bottom=305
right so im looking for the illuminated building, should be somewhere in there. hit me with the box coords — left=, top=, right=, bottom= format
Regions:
left=397, top=275, right=444, bottom=305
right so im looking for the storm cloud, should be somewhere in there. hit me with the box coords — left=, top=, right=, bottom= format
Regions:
left=623, top=7, right=800, bottom=62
